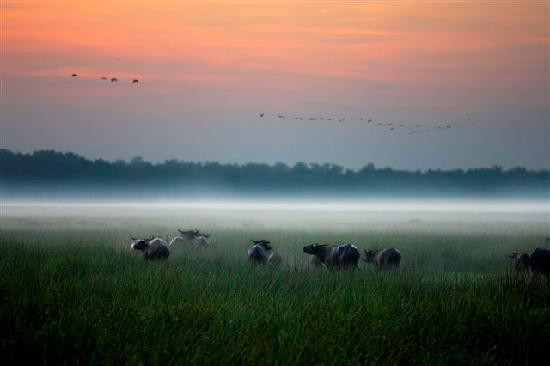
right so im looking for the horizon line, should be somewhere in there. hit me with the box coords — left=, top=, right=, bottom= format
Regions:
left=2, top=147, right=549, bottom=173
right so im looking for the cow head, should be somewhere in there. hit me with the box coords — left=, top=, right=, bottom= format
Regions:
left=131, top=236, right=153, bottom=251
left=251, top=240, right=272, bottom=250
left=303, top=243, right=327, bottom=256
left=363, top=249, right=376, bottom=263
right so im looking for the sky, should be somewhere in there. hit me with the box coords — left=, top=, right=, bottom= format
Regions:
left=1, top=0, right=549, bottom=170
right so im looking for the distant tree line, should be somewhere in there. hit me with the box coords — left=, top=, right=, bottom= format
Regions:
left=1, top=149, right=548, bottom=197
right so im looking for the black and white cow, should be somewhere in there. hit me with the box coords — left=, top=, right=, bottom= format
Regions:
left=131, top=236, right=170, bottom=261
left=303, top=243, right=360, bottom=269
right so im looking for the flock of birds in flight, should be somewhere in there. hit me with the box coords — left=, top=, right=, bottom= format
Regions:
left=69, top=73, right=476, bottom=135
left=70, top=73, right=139, bottom=84
left=258, top=112, right=476, bottom=135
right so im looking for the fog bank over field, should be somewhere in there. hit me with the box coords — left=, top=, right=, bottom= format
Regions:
left=2, top=149, right=548, bottom=228
left=2, top=199, right=548, bottom=231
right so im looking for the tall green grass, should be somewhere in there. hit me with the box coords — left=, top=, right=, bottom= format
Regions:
left=1, top=226, right=549, bottom=365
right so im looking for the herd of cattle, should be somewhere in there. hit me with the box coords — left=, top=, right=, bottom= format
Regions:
left=130, top=230, right=550, bottom=274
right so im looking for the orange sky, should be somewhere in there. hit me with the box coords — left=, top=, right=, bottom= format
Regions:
left=5, top=1, right=548, bottom=99
left=1, top=1, right=549, bottom=169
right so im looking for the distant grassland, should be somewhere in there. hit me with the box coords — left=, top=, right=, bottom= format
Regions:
left=1, top=219, right=549, bottom=365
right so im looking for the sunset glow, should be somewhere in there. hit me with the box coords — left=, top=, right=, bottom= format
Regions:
left=2, top=1, right=549, bottom=168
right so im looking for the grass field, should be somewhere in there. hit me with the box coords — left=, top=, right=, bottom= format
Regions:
left=1, top=211, right=549, bottom=365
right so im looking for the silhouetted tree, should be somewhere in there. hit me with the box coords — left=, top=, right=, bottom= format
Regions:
left=0, top=149, right=548, bottom=197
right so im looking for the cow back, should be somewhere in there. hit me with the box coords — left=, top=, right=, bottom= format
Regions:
left=326, top=245, right=359, bottom=268
left=375, top=248, right=401, bottom=269
left=145, top=242, right=170, bottom=260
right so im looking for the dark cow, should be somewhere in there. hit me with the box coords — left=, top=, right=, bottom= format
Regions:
left=303, top=243, right=360, bottom=269
left=131, top=236, right=170, bottom=261
left=247, top=240, right=272, bottom=264
left=510, top=246, right=550, bottom=274
left=509, top=252, right=531, bottom=271
left=363, top=248, right=401, bottom=270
